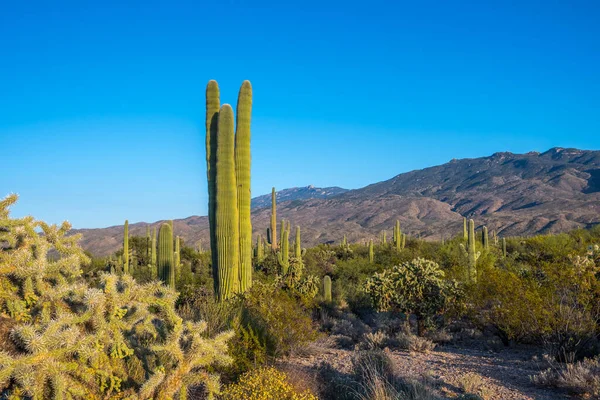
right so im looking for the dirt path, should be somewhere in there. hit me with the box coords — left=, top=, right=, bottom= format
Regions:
left=283, top=340, right=571, bottom=399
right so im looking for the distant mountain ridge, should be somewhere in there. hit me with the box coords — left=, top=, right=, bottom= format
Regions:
left=251, top=185, right=349, bottom=209
left=73, top=147, right=600, bottom=256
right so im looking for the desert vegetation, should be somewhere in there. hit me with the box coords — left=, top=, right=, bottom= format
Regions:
left=1, top=80, right=599, bottom=399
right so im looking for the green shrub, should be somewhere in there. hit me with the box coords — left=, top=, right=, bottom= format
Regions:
left=238, top=282, right=319, bottom=359
left=220, top=366, right=318, bottom=400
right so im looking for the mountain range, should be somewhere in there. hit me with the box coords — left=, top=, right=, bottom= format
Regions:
left=73, top=147, right=600, bottom=256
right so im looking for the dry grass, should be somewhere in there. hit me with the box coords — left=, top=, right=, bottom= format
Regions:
left=531, top=356, right=600, bottom=397
left=457, top=372, right=493, bottom=400
left=396, top=332, right=436, bottom=353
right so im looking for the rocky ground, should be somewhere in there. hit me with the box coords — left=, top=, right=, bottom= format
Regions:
left=281, top=337, right=572, bottom=399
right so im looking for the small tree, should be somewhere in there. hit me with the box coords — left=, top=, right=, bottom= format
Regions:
left=364, top=258, right=454, bottom=335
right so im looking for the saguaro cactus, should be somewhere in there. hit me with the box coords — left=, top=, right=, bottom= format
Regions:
left=157, top=223, right=175, bottom=288
left=482, top=226, right=489, bottom=250
left=151, top=227, right=157, bottom=267
left=123, top=220, right=129, bottom=274
left=146, top=226, right=151, bottom=261
left=502, top=237, right=507, bottom=258
left=278, top=229, right=290, bottom=275
left=270, top=187, right=277, bottom=250
left=206, top=80, right=220, bottom=294
left=381, top=230, right=387, bottom=244
left=463, top=217, right=468, bottom=240
left=214, top=104, right=240, bottom=300
left=256, top=234, right=264, bottom=261
left=460, top=219, right=480, bottom=282
left=174, top=236, right=181, bottom=273
left=393, top=220, right=402, bottom=251
left=369, top=239, right=374, bottom=263
left=294, top=226, right=302, bottom=259
left=323, top=275, right=332, bottom=302
left=236, top=80, right=253, bottom=291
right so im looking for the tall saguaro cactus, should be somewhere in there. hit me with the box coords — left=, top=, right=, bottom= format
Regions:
left=323, top=275, right=332, bottom=302
left=214, top=104, right=240, bottom=300
left=460, top=219, right=480, bottom=282
left=206, top=80, right=254, bottom=300
left=236, top=81, right=253, bottom=291
left=294, top=226, right=302, bottom=259
left=174, top=236, right=181, bottom=272
left=463, top=217, right=468, bottom=241
left=369, top=239, right=374, bottom=263
left=278, top=228, right=290, bottom=275
left=270, top=187, right=277, bottom=250
left=502, top=237, right=507, bottom=258
left=157, top=223, right=175, bottom=288
left=393, top=220, right=402, bottom=251
left=123, top=220, right=129, bottom=274
left=256, top=234, right=264, bottom=261
left=206, top=80, right=220, bottom=294
left=482, top=226, right=489, bottom=250
left=151, top=227, right=157, bottom=267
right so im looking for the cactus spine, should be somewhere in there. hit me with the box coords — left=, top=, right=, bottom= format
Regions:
left=294, top=226, right=302, bottom=259
left=323, top=275, right=332, bottom=302
left=278, top=228, right=289, bottom=275
left=206, top=80, right=220, bottom=295
left=460, top=219, right=480, bottom=282
left=269, top=187, right=277, bottom=250
left=235, top=81, right=253, bottom=291
left=482, top=226, right=489, bottom=250
left=369, top=239, right=374, bottom=263
left=157, top=223, right=175, bottom=288
left=123, top=220, right=129, bottom=274
left=214, top=104, right=240, bottom=300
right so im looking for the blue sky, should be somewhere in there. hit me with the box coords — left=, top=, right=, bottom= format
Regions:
left=1, top=0, right=599, bottom=228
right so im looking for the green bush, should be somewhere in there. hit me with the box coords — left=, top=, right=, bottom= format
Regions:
left=238, top=282, right=319, bottom=359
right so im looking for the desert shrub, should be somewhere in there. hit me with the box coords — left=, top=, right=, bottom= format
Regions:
left=470, top=251, right=600, bottom=357
left=220, top=366, right=318, bottom=400
left=177, top=286, right=237, bottom=337
left=238, top=282, right=319, bottom=359
left=531, top=356, right=600, bottom=397
left=361, top=331, right=390, bottom=350
left=351, top=350, right=437, bottom=400
left=0, top=194, right=233, bottom=399
left=457, top=372, right=493, bottom=400
left=364, top=258, right=459, bottom=335
left=396, top=332, right=436, bottom=353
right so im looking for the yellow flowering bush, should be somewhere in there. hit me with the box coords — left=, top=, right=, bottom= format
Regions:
left=220, top=366, right=318, bottom=400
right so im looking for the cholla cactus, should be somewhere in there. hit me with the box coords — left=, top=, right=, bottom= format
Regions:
left=0, top=194, right=233, bottom=398
left=364, top=258, right=453, bottom=336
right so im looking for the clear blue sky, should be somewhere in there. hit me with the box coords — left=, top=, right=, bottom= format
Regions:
left=2, top=0, right=599, bottom=228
